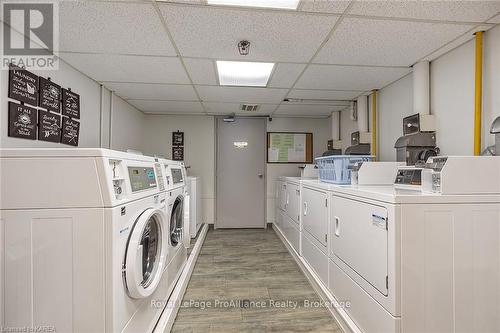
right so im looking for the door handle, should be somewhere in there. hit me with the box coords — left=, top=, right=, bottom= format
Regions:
left=258, top=174, right=263, bottom=178
left=303, top=202, right=308, bottom=216
left=334, top=216, right=340, bottom=237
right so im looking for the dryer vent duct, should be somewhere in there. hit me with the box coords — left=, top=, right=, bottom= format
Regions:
left=413, top=61, right=430, bottom=115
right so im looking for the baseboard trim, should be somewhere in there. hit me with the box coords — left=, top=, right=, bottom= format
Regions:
left=154, top=223, right=209, bottom=333
left=272, top=224, right=361, bottom=333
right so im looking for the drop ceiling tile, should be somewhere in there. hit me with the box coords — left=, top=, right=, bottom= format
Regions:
left=59, top=1, right=175, bottom=56
left=159, top=5, right=338, bottom=62
left=275, top=104, right=345, bottom=116
left=314, top=17, right=471, bottom=66
left=103, top=82, right=198, bottom=101
left=300, top=0, right=351, bottom=14
left=203, top=102, right=277, bottom=115
left=287, top=89, right=362, bottom=100
left=128, top=100, right=204, bottom=113
left=268, top=63, right=307, bottom=88
left=421, top=25, right=492, bottom=61
left=487, top=13, right=500, bottom=23
left=349, top=1, right=500, bottom=23
left=295, top=64, right=411, bottom=90
left=196, top=86, right=289, bottom=103
left=184, top=58, right=218, bottom=85
left=59, top=53, right=190, bottom=84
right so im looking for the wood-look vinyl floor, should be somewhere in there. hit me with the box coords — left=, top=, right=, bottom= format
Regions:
left=170, top=227, right=341, bottom=333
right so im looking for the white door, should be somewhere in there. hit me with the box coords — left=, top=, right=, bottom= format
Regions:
left=216, top=117, right=266, bottom=228
left=286, top=183, right=300, bottom=224
left=331, top=196, right=388, bottom=295
left=302, top=187, right=329, bottom=246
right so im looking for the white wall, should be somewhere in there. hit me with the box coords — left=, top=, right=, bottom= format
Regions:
left=141, top=115, right=216, bottom=224
left=373, top=24, right=500, bottom=160
left=266, top=117, right=331, bottom=223
left=110, top=95, right=144, bottom=152
left=484, top=25, right=500, bottom=148
left=378, top=74, right=413, bottom=161
left=0, top=22, right=143, bottom=151
left=431, top=39, right=475, bottom=156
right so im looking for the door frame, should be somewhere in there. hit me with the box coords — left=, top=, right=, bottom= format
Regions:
left=214, top=116, right=268, bottom=229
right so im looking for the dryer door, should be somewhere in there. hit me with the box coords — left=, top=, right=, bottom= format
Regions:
left=183, top=193, right=191, bottom=248
left=124, top=208, right=167, bottom=299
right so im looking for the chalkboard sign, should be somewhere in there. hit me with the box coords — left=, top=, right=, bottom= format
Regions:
left=8, top=102, right=37, bottom=140
left=172, top=131, right=184, bottom=146
left=172, top=146, right=184, bottom=161
left=62, top=89, right=80, bottom=119
left=61, top=117, right=80, bottom=146
left=39, top=77, right=61, bottom=113
left=8, top=65, right=38, bottom=106
left=38, top=110, right=61, bottom=143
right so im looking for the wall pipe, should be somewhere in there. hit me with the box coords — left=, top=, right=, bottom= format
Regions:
left=357, top=95, right=368, bottom=133
left=371, top=90, right=378, bottom=160
left=474, top=31, right=484, bottom=156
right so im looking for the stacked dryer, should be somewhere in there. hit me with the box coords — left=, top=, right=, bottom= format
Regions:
left=0, top=149, right=172, bottom=333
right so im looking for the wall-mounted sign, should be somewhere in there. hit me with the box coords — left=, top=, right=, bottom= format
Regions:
left=8, top=65, right=38, bottom=106
left=172, top=146, right=184, bottom=161
left=61, top=117, right=80, bottom=146
left=172, top=131, right=184, bottom=146
left=62, top=88, right=80, bottom=119
left=38, top=110, right=61, bottom=143
left=39, top=77, right=61, bottom=113
left=8, top=102, right=37, bottom=140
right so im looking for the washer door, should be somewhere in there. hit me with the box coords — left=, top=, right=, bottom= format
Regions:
left=124, top=208, right=166, bottom=299
left=170, top=195, right=184, bottom=247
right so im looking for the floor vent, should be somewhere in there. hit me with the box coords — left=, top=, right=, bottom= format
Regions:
left=240, top=104, right=260, bottom=112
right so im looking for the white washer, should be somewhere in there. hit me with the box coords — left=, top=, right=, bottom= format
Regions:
left=157, top=159, right=190, bottom=294
left=0, top=149, right=171, bottom=333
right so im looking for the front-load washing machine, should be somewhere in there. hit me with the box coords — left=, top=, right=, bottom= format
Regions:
left=157, top=159, right=190, bottom=299
left=0, top=148, right=171, bottom=333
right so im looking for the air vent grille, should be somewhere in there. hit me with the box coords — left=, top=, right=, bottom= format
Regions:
left=240, top=104, right=260, bottom=112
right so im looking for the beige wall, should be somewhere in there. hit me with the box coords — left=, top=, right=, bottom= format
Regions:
left=141, top=114, right=216, bottom=224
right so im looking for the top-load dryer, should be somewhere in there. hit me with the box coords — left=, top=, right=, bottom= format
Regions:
left=0, top=148, right=173, bottom=333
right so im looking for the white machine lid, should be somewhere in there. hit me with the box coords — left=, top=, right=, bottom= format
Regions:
left=300, top=180, right=500, bottom=204
left=124, top=208, right=167, bottom=299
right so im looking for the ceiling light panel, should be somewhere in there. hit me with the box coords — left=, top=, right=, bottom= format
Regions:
left=207, top=0, right=300, bottom=10
left=216, top=61, right=274, bottom=87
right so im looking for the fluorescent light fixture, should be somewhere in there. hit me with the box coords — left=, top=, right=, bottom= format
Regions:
left=207, top=0, right=300, bottom=10
left=216, top=61, right=275, bottom=87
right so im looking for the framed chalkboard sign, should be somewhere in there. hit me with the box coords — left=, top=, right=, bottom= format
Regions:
left=61, top=117, right=80, bottom=146
left=8, top=65, right=38, bottom=106
left=62, top=88, right=80, bottom=119
left=172, top=131, right=184, bottom=146
left=38, top=110, right=61, bottom=143
left=39, top=77, right=61, bottom=113
left=172, top=146, right=184, bottom=161
left=8, top=102, right=37, bottom=140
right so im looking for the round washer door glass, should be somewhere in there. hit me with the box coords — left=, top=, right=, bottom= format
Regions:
left=170, top=196, right=183, bottom=246
left=124, top=208, right=166, bottom=299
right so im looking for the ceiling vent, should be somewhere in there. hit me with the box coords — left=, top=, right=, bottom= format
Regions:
left=240, top=104, right=260, bottom=112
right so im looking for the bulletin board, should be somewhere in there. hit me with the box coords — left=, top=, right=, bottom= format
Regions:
left=267, top=132, right=313, bottom=164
